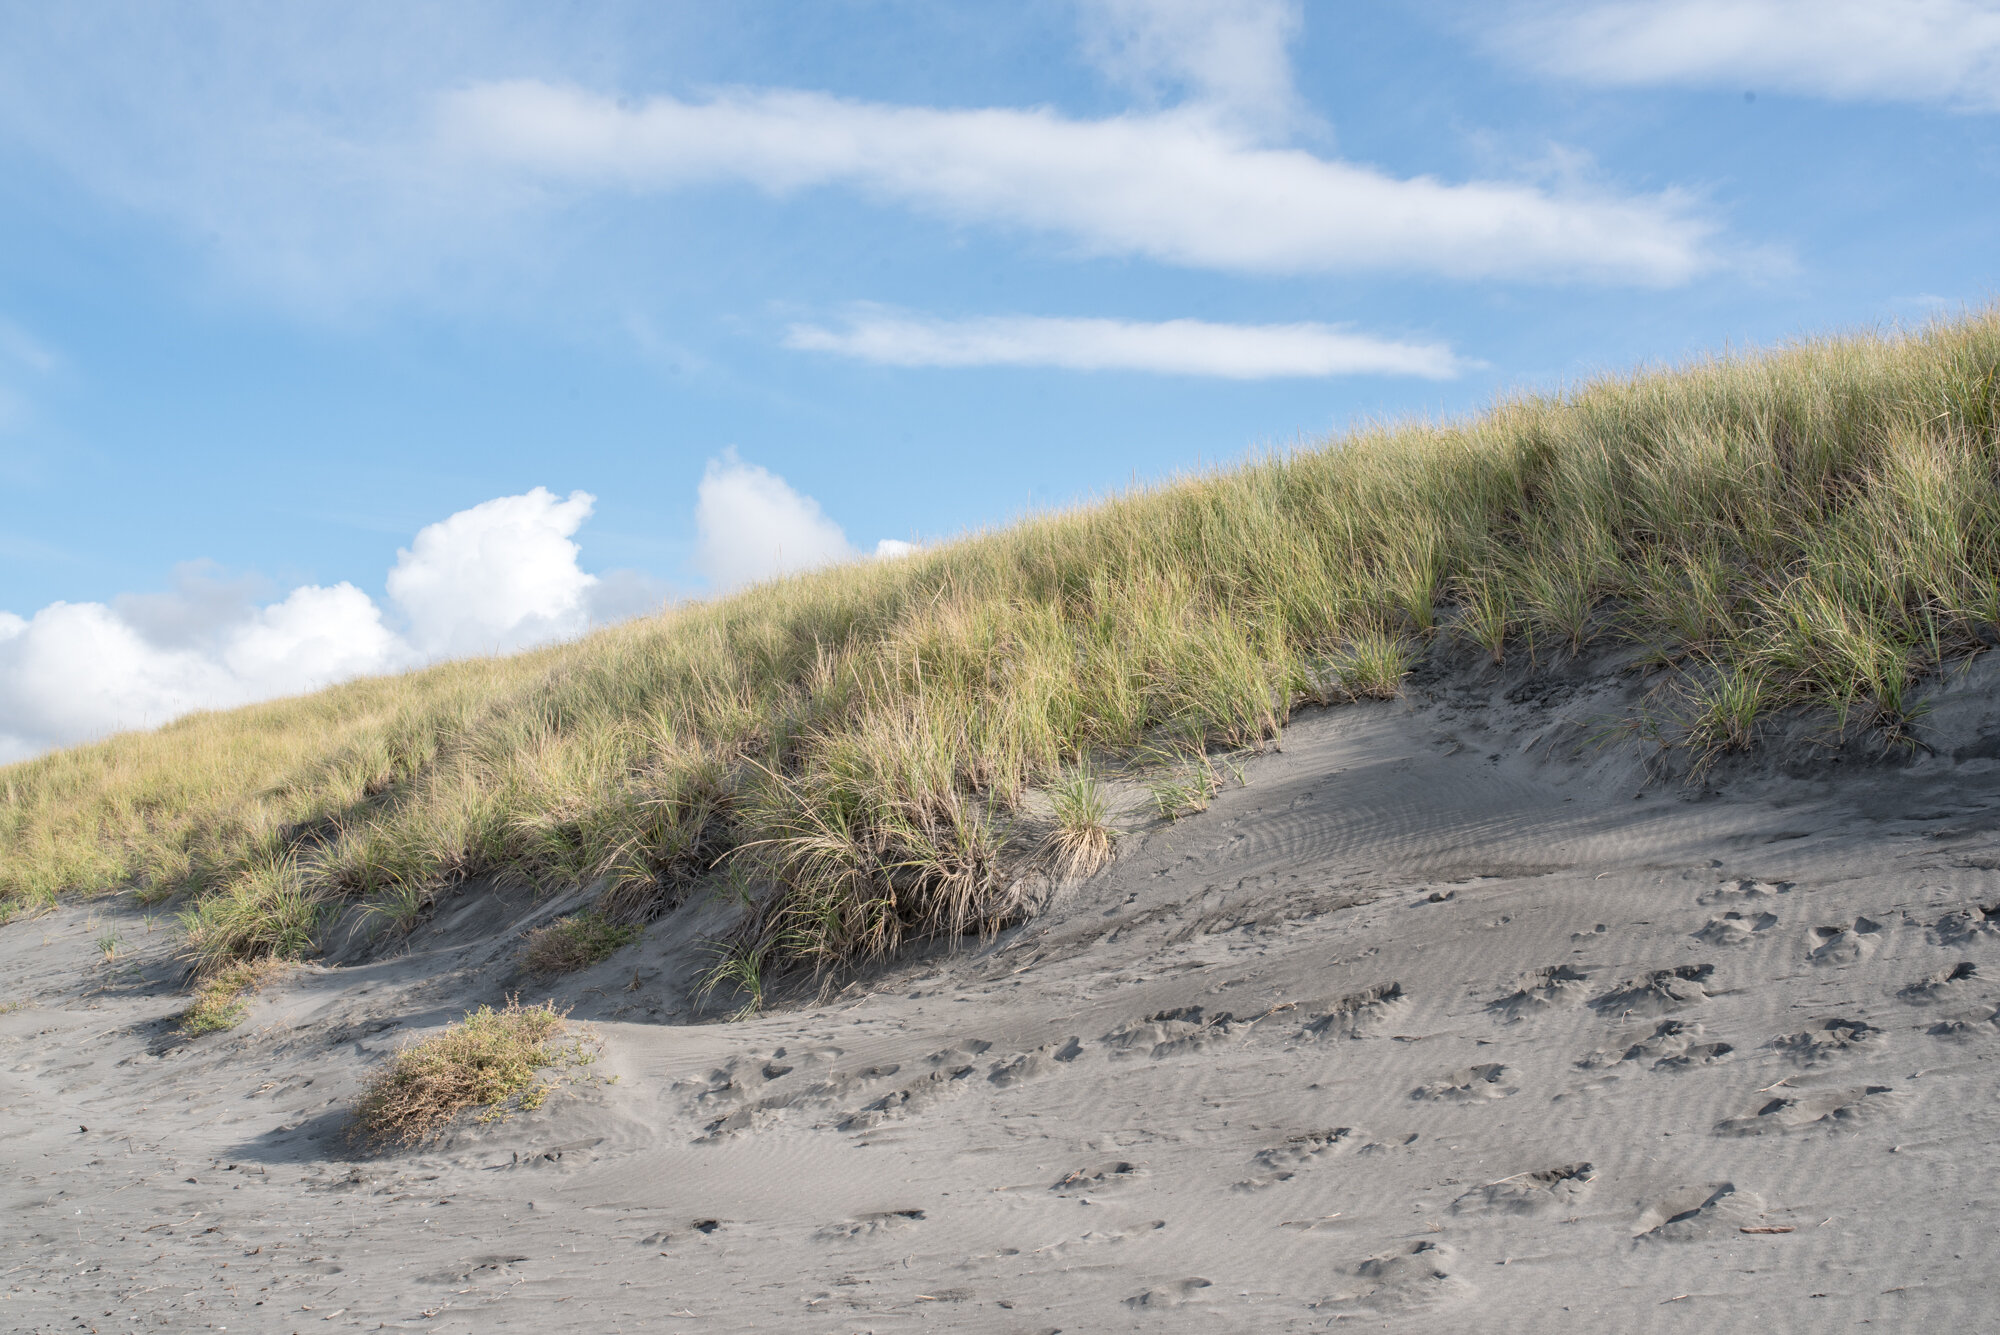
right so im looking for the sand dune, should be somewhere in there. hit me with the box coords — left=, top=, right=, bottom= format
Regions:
left=7, top=651, right=2000, bottom=1331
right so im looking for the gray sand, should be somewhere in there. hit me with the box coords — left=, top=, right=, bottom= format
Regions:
left=7, top=653, right=2000, bottom=1332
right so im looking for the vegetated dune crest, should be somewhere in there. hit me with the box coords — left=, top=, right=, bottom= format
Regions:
left=8, top=312, right=2000, bottom=1328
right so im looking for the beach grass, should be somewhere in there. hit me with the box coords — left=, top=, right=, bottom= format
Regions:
left=5, top=311, right=2000, bottom=982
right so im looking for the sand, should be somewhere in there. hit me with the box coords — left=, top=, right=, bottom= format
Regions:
left=6, top=650, right=2000, bottom=1332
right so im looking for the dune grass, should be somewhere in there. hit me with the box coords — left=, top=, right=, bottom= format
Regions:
left=178, top=958, right=287, bottom=1037
left=347, top=998, right=593, bottom=1147
left=5, top=312, right=2000, bottom=986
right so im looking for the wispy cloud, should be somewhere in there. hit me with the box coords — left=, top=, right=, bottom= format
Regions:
left=785, top=309, right=1468, bottom=379
left=0, top=4, right=1726, bottom=306
left=443, top=80, right=1717, bottom=285
left=1077, top=0, right=1307, bottom=133
left=1493, top=1, right=2000, bottom=109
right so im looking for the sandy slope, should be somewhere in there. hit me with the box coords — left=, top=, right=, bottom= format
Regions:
left=6, top=653, right=2000, bottom=1333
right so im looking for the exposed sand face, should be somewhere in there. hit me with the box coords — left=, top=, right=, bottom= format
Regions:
left=7, top=655, right=2000, bottom=1332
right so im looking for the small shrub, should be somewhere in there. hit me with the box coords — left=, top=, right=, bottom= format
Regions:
left=1042, top=767, right=1117, bottom=878
left=179, top=958, right=285, bottom=1037
left=521, top=911, right=641, bottom=976
left=348, top=999, right=594, bottom=1148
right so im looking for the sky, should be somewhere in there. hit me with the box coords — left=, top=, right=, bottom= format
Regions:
left=2, top=0, right=1999, bottom=761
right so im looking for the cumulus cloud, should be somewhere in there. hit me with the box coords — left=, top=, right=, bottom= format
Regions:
left=0, top=487, right=624, bottom=763
left=0, top=469, right=905, bottom=760
left=0, top=582, right=404, bottom=764
left=440, top=79, right=1716, bottom=285
left=695, top=450, right=862, bottom=591
left=785, top=309, right=1466, bottom=379
left=1493, top=0, right=2000, bottom=109
left=692, top=450, right=916, bottom=591
left=387, top=487, right=598, bottom=657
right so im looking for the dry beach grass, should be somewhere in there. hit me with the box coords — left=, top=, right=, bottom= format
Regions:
left=5, top=310, right=2000, bottom=992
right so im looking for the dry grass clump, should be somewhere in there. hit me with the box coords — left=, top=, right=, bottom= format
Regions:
left=521, top=911, right=641, bottom=976
left=348, top=998, right=593, bottom=1148
left=179, top=958, right=286, bottom=1037
left=7, top=310, right=2000, bottom=983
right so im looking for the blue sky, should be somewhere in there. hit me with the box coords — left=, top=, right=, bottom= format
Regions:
left=2, top=0, right=1998, bottom=759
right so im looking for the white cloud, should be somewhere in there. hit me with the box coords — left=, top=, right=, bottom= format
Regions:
left=387, top=487, right=598, bottom=657
left=0, top=585, right=404, bottom=764
left=695, top=450, right=859, bottom=590
left=0, top=6, right=1725, bottom=301
left=0, top=469, right=909, bottom=761
left=785, top=309, right=1467, bottom=379
left=1078, top=0, right=1306, bottom=132
left=440, top=79, right=1716, bottom=285
left=0, top=486, right=636, bottom=763
left=1494, top=1, right=2000, bottom=108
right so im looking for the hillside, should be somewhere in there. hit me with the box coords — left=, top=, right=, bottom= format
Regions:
left=6, top=311, right=2000, bottom=990
left=7, top=313, right=2000, bottom=1331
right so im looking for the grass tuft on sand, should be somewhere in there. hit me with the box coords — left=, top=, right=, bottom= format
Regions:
left=7, top=310, right=2000, bottom=983
left=348, top=999, right=594, bottom=1148
left=178, top=958, right=287, bottom=1037
left=521, top=911, right=641, bottom=976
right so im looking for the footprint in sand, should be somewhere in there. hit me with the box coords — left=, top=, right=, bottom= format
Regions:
left=1314, top=1240, right=1465, bottom=1314
left=1051, top=1160, right=1146, bottom=1195
left=1715, top=1084, right=1902, bottom=1135
left=1589, top=965, right=1714, bottom=1017
left=1450, top=1163, right=1595, bottom=1217
left=1633, top=1183, right=1764, bottom=1241
left=813, top=1209, right=925, bottom=1242
left=1927, top=1006, right=2000, bottom=1039
left=1123, top=1277, right=1212, bottom=1309
left=1808, top=918, right=1886, bottom=966
left=1576, top=1019, right=1730, bottom=1072
left=1930, top=903, right=2000, bottom=946
left=1694, top=911, right=1778, bottom=947
left=837, top=1042, right=992, bottom=1132
left=986, top=1036, right=1083, bottom=1086
left=1488, top=967, right=1589, bottom=1022
left=1101, top=1007, right=1238, bottom=1059
left=1900, top=962, right=1978, bottom=1004
left=1297, top=982, right=1408, bottom=1039
left=1234, top=1127, right=1362, bottom=1190
left=1411, top=1063, right=1514, bottom=1102
left=1698, top=879, right=1794, bottom=907
left=1770, top=1018, right=1885, bottom=1066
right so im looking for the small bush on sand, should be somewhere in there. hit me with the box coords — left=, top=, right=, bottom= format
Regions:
left=179, top=958, right=286, bottom=1037
left=521, top=911, right=640, bottom=976
left=348, top=998, right=593, bottom=1148
left=1043, top=767, right=1117, bottom=878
